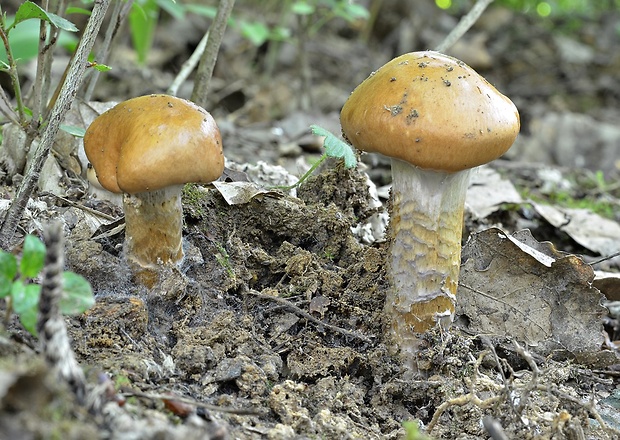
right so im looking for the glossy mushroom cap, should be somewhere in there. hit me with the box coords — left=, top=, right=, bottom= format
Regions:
left=84, top=94, right=224, bottom=193
left=340, top=51, right=520, bottom=172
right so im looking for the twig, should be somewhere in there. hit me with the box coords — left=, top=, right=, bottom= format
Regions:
left=0, top=23, right=26, bottom=122
left=435, top=0, right=494, bottom=53
left=512, top=340, right=540, bottom=415
left=246, top=288, right=373, bottom=343
left=167, top=30, right=209, bottom=96
left=0, top=86, right=19, bottom=125
left=514, top=341, right=620, bottom=437
left=0, top=0, right=111, bottom=250
left=483, top=416, right=510, bottom=440
left=191, top=0, right=235, bottom=107
left=82, top=0, right=133, bottom=101
left=535, top=383, right=620, bottom=437
left=122, top=390, right=264, bottom=415
left=45, top=192, right=118, bottom=222
left=589, top=250, right=620, bottom=265
left=427, top=350, right=501, bottom=433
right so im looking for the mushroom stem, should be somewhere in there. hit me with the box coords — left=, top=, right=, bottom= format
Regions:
left=122, top=185, right=184, bottom=288
left=386, top=159, right=471, bottom=363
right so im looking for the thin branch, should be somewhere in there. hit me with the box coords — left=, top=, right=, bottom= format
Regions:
left=0, top=86, right=20, bottom=125
left=31, top=0, right=51, bottom=126
left=122, top=390, right=265, bottom=415
left=0, top=25, right=26, bottom=123
left=246, top=288, right=373, bottom=343
left=0, top=0, right=111, bottom=249
left=82, top=0, right=133, bottom=101
left=435, top=0, right=494, bottom=53
left=167, top=30, right=209, bottom=96
left=191, top=0, right=235, bottom=107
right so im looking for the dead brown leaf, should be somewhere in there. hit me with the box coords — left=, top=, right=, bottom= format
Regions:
left=456, top=228, right=616, bottom=366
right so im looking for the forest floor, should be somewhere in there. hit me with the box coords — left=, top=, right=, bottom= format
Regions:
left=1, top=3, right=620, bottom=439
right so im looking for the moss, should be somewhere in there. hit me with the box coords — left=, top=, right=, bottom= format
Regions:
left=181, top=183, right=209, bottom=219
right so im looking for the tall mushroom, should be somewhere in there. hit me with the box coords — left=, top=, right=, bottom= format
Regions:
left=84, top=94, right=225, bottom=288
left=340, top=51, right=519, bottom=366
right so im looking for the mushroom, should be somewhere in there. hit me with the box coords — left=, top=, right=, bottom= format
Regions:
left=84, top=94, right=225, bottom=288
left=340, top=51, right=519, bottom=366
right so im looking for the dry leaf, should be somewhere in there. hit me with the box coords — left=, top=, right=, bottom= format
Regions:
left=465, top=166, right=523, bottom=219
left=532, top=202, right=620, bottom=258
left=456, top=228, right=615, bottom=366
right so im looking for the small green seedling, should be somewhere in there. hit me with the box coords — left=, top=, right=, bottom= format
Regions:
left=276, top=124, right=357, bottom=191
left=403, top=420, right=434, bottom=440
left=0, top=234, right=94, bottom=336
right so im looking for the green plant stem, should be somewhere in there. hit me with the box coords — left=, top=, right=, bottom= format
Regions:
left=273, top=153, right=327, bottom=191
left=0, top=0, right=111, bottom=250
left=0, top=25, right=26, bottom=123
left=191, top=0, right=235, bottom=107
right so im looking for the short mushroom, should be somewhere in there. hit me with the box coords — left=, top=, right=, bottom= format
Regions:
left=340, top=51, right=519, bottom=366
left=84, top=94, right=225, bottom=288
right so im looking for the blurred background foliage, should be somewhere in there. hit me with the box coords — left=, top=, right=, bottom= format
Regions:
left=3, top=0, right=619, bottom=67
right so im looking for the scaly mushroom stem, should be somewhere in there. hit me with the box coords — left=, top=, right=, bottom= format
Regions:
left=122, top=185, right=184, bottom=288
left=386, top=159, right=471, bottom=362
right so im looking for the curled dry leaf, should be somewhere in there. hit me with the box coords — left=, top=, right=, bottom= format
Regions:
left=456, top=228, right=616, bottom=366
left=532, top=202, right=620, bottom=259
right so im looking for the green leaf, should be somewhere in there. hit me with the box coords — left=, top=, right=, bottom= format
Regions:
left=155, top=0, right=185, bottom=20
left=21, top=234, right=46, bottom=278
left=11, top=281, right=41, bottom=335
left=310, top=125, right=357, bottom=169
left=0, top=251, right=17, bottom=297
left=129, top=0, right=159, bottom=64
left=291, top=1, right=315, bottom=15
left=337, top=3, right=370, bottom=21
left=19, top=305, right=39, bottom=336
left=93, top=63, right=112, bottom=72
left=240, top=21, right=270, bottom=46
left=0, top=19, right=78, bottom=64
left=65, top=7, right=93, bottom=16
left=14, top=1, right=78, bottom=32
left=0, top=250, right=18, bottom=281
left=60, top=272, right=94, bottom=315
left=183, top=4, right=217, bottom=18
left=60, top=124, right=86, bottom=137
left=11, top=280, right=41, bottom=314
left=0, top=274, right=12, bottom=298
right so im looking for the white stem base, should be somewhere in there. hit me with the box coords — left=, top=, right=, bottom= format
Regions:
left=386, top=159, right=471, bottom=362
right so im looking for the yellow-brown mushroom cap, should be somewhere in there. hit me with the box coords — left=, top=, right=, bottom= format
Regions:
left=84, top=94, right=225, bottom=194
left=340, top=51, right=520, bottom=173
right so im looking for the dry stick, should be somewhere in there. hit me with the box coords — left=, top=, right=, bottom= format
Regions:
left=513, top=341, right=620, bottom=437
left=0, top=0, right=111, bottom=249
left=31, top=4, right=50, bottom=125
left=0, top=86, right=19, bottom=125
left=427, top=350, right=502, bottom=434
left=246, top=289, right=373, bottom=343
left=512, top=340, right=540, bottom=415
left=191, top=0, right=235, bottom=108
left=82, top=0, right=133, bottom=101
left=167, top=30, right=210, bottom=97
left=435, top=0, right=495, bottom=52
left=589, top=250, right=620, bottom=265
left=122, top=390, right=264, bottom=416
